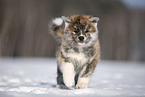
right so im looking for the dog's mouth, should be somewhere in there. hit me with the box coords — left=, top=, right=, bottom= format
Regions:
left=74, top=39, right=86, bottom=46
left=78, top=42, right=86, bottom=46
left=77, top=38, right=91, bottom=46
left=73, top=37, right=90, bottom=46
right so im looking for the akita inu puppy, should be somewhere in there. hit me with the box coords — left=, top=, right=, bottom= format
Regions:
left=50, top=15, right=100, bottom=89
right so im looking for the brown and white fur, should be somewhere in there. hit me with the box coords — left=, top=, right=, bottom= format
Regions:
left=50, top=15, right=100, bottom=89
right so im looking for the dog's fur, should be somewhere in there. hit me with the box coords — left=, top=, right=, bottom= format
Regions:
left=50, top=15, right=100, bottom=89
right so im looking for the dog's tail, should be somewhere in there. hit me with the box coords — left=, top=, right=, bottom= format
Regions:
left=49, top=18, right=63, bottom=42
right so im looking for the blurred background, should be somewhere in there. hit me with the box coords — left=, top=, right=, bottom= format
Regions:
left=0, top=0, right=145, bottom=61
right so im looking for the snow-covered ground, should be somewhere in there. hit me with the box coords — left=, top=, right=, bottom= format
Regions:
left=0, top=58, right=145, bottom=97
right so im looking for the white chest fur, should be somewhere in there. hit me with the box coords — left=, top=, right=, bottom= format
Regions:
left=68, top=52, right=86, bottom=60
left=61, top=49, right=88, bottom=65
left=68, top=52, right=88, bottom=66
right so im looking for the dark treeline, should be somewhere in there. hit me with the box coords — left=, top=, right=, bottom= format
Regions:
left=0, top=0, right=145, bottom=61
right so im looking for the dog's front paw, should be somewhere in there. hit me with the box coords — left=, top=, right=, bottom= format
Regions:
left=75, top=83, right=88, bottom=89
left=75, top=77, right=90, bottom=89
left=65, top=82, right=74, bottom=88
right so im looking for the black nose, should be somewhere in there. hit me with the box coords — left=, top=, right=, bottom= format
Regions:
left=79, top=36, right=84, bottom=41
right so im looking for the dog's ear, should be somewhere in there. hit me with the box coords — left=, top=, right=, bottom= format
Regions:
left=88, top=16, right=99, bottom=27
left=89, top=16, right=99, bottom=23
left=62, top=16, right=72, bottom=30
left=62, top=16, right=72, bottom=23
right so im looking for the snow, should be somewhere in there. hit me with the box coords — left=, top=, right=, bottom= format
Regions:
left=0, top=58, right=145, bottom=97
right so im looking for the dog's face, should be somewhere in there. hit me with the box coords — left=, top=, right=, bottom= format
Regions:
left=62, top=15, right=99, bottom=46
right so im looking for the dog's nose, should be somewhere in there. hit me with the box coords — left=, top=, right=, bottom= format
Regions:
left=79, top=36, right=84, bottom=41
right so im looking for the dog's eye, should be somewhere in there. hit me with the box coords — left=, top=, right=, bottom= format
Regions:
left=74, top=28, right=79, bottom=33
left=85, top=30, right=89, bottom=33
left=74, top=30, right=79, bottom=33
left=84, top=25, right=90, bottom=33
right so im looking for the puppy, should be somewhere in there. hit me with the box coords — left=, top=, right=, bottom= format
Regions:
left=50, top=15, right=100, bottom=89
